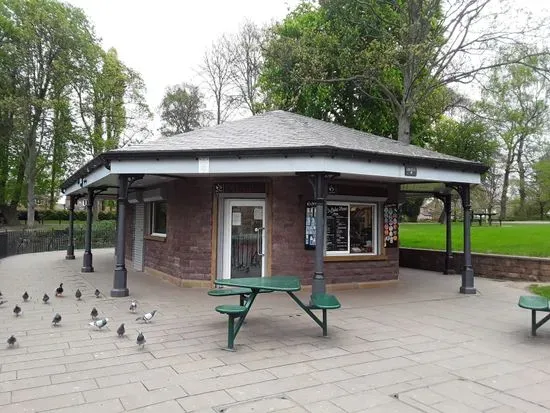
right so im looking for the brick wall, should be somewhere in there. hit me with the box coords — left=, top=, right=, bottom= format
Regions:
left=270, top=176, right=399, bottom=285
left=124, top=204, right=134, bottom=261
left=143, top=178, right=213, bottom=281
left=400, top=248, right=550, bottom=282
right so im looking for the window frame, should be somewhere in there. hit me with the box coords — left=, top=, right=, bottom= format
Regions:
left=325, top=201, right=378, bottom=256
left=148, top=201, right=167, bottom=237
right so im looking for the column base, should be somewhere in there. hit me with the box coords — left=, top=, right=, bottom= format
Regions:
left=459, top=286, right=477, bottom=294
left=65, top=254, right=75, bottom=260
left=82, top=251, right=93, bottom=273
left=81, top=266, right=94, bottom=273
left=110, top=288, right=129, bottom=297
left=311, top=273, right=326, bottom=296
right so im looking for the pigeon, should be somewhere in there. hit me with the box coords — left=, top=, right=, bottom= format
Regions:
left=89, top=318, right=108, bottom=329
left=0, top=300, right=7, bottom=306
left=94, top=289, right=100, bottom=298
left=136, top=310, right=157, bottom=323
left=13, top=305, right=21, bottom=316
left=55, top=283, right=63, bottom=297
left=22, top=291, right=29, bottom=302
left=129, top=300, right=137, bottom=313
left=75, top=289, right=82, bottom=300
left=116, top=323, right=125, bottom=337
left=136, top=331, right=146, bottom=348
left=90, top=307, right=98, bottom=320
left=42, top=293, right=50, bottom=304
left=7, top=335, right=16, bottom=348
left=52, top=313, right=62, bottom=326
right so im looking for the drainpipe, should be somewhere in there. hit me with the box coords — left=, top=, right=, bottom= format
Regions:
left=65, top=195, right=76, bottom=260
left=81, top=188, right=95, bottom=273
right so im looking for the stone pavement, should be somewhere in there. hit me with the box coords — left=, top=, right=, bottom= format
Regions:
left=0, top=249, right=549, bottom=413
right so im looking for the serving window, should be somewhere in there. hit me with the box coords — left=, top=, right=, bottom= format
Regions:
left=325, top=202, right=377, bottom=255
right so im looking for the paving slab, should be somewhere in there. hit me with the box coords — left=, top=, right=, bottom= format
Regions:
left=0, top=249, right=548, bottom=412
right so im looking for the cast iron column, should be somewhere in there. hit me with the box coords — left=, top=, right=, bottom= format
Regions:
left=65, top=195, right=76, bottom=260
left=444, top=193, right=453, bottom=274
left=312, top=173, right=327, bottom=296
left=111, top=175, right=129, bottom=297
left=460, top=184, right=476, bottom=294
left=81, top=188, right=95, bottom=272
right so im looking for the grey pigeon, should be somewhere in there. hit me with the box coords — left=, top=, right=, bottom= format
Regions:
left=0, top=299, right=7, bottom=306
left=94, top=289, right=100, bottom=298
left=75, top=289, right=82, bottom=300
left=42, top=293, right=50, bottom=304
left=13, top=304, right=21, bottom=316
left=89, top=318, right=108, bottom=329
left=22, top=291, right=29, bottom=302
left=7, top=335, right=16, bottom=348
left=55, top=283, right=63, bottom=297
left=117, top=323, right=125, bottom=337
left=136, top=310, right=157, bottom=323
left=52, top=313, right=62, bottom=326
left=129, top=300, right=137, bottom=313
left=90, top=307, right=98, bottom=320
left=136, top=331, right=146, bottom=348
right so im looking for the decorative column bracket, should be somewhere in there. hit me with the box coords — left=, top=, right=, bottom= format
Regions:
left=447, top=183, right=476, bottom=294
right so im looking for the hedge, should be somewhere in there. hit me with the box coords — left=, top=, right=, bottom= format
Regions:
left=19, top=209, right=117, bottom=222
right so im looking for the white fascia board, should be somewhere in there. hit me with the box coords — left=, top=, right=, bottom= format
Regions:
left=63, top=166, right=111, bottom=195
left=109, top=156, right=481, bottom=184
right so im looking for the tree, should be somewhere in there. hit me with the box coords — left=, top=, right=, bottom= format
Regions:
left=267, top=0, right=548, bottom=144
left=260, top=1, right=455, bottom=139
left=159, top=83, right=210, bottom=135
left=475, top=48, right=550, bottom=219
left=230, top=20, right=265, bottom=115
left=530, top=156, right=550, bottom=220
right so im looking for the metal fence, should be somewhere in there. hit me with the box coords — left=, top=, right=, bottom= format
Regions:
left=0, top=226, right=116, bottom=259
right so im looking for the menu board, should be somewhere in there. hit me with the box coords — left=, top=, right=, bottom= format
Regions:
left=384, top=203, right=399, bottom=248
left=304, top=201, right=316, bottom=250
left=326, top=205, right=349, bottom=251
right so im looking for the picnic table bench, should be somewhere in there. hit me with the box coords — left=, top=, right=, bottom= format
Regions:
left=210, top=276, right=341, bottom=350
left=208, top=287, right=272, bottom=306
left=518, top=295, right=550, bottom=336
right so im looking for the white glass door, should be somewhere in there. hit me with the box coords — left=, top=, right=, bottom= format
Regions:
left=222, top=199, right=266, bottom=279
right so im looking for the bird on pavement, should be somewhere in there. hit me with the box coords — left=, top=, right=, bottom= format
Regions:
left=90, top=307, right=98, bottom=320
left=7, top=335, right=16, bottom=348
left=136, top=310, right=157, bottom=323
left=42, top=293, right=50, bottom=304
left=75, top=289, right=82, bottom=300
left=89, top=318, right=108, bottom=329
left=13, top=305, right=21, bottom=316
left=116, top=323, right=125, bottom=337
left=55, top=283, right=63, bottom=297
left=129, top=300, right=137, bottom=313
left=94, top=289, right=101, bottom=298
left=0, top=299, right=8, bottom=306
left=22, top=291, right=29, bottom=302
left=52, top=313, right=62, bottom=326
left=136, top=331, right=146, bottom=348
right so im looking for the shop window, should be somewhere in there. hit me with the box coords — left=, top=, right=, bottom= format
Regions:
left=326, top=202, right=377, bottom=255
left=149, top=201, right=167, bottom=236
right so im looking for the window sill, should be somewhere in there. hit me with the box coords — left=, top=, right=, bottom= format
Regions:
left=144, top=235, right=167, bottom=242
left=324, top=255, right=387, bottom=262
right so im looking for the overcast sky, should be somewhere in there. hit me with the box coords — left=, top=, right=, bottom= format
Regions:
left=67, top=0, right=548, bottom=135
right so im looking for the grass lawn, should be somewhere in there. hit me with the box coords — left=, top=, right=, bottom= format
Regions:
left=529, top=284, right=550, bottom=298
left=399, top=222, right=550, bottom=258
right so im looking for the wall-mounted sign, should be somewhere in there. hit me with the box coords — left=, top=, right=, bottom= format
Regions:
left=404, top=165, right=417, bottom=177
left=383, top=203, right=399, bottom=248
left=198, top=157, right=210, bottom=173
left=304, top=201, right=316, bottom=250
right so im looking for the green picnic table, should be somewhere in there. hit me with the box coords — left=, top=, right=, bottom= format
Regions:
left=213, top=276, right=340, bottom=350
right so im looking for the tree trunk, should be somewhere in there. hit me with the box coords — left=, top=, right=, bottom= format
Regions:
left=517, top=137, right=526, bottom=217
left=0, top=112, right=13, bottom=206
left=500, top=166, right=511, bottom=220
left=25, top=140, right=37, bottom=227
left=398, top=110, right=411, bottom=144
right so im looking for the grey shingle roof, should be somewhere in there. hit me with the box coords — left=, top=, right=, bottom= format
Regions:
left=111, top=110, right=483, bottom=170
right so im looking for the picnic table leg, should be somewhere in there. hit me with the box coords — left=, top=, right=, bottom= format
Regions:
left=322, top=309, right=327, bottom=336
left=232, top=290, right=259, bottom=339
left=227, top=315, right=237, bottom=350
left=287, top=292, right=326, bottom=335
left=531, top=312, right=550, bottom=336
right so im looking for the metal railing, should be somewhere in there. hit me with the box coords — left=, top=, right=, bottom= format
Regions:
left=0, top=226, right=116, bottom=259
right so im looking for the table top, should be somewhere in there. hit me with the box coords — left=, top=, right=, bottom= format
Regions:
left=214, top=276, right=301, bottom=292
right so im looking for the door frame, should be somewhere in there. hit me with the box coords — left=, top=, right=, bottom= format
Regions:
left=220, top=197, right=267, bottom=279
